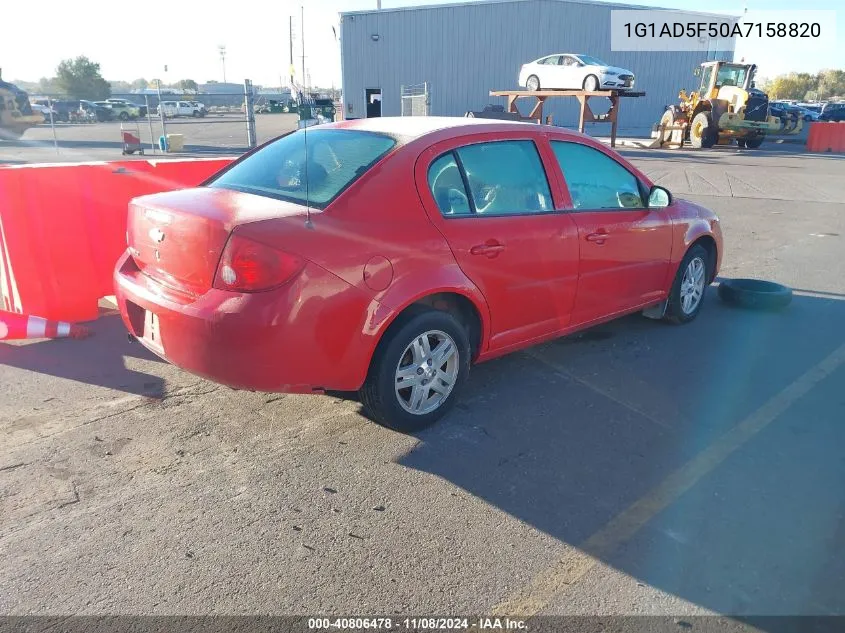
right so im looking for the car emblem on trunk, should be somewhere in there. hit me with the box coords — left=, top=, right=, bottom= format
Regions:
left=149, top=228, right=166, bottom=243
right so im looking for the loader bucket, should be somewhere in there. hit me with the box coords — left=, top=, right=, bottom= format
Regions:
left=772, top=116, right=803, bottom=135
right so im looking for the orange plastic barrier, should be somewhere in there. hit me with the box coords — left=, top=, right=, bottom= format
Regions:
left=806, top=122, right=845, bottom=153
left=0, top=157, right=235, bottom=322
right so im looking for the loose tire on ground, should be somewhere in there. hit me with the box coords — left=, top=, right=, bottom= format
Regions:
left=360, top=309, right=471, bottom=432
left=690, top=112, right=717, bottom=148
left=664, top=244, right=712, bottom=324
left=717, top=279, right=792, bottom=311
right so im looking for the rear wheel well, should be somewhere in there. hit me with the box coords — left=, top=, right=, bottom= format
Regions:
left=409, top=293, right=482, bottom=359
left=690, top=235, right=718, bottom=282
left=375, top=293, right=483, bottom=366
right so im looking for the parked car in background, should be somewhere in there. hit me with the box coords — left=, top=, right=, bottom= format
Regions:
left=794, top=106, right=819, bottom=121
left=769, top=101, right=803, bottom=122
left=30, top=102, right=58, bottom=122
left=95, top=100, right=140, bottom=120
left=33, top=99, right=83, bottom=122
left=80, top=100, right=113, bottom=121
left=158, top=100, right=205, bottom=118
left=188, top=101, right=208, bottom=116
left=106, top=98, right=148, bottom=117
left=519, top=53, right=636, bottom=92
left=115, top=117, right=722, bottom=431
left=819, top=102, right=845, bottom=122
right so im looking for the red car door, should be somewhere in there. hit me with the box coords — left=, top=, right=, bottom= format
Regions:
left=548, top=140, right=674, bottom=326
left=417, top=135, right=579, bottom=352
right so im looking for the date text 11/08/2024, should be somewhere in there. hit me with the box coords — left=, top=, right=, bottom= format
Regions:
left=308, top=618, right=527, bottom=630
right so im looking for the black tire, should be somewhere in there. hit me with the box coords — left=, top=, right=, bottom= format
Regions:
left=526, top=75, right=540, bottom=91
left=718, top=279, right=792, bottom=311
left=664, top=245, right=711, bottom=324
left=690, top=111, right=717, bottom=148
left=583, top=74, right=600, bottom=92
left=744, top=135, right=764, bottom=149
left=119, top=111, right=129, bottom=121
left=359, top=309, right=471, bottom=432
left=736, top=138, right=747, bottom=148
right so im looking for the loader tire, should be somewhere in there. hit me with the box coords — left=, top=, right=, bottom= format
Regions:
left=744, top=135, right=764, bottom=149
left=690, top=112, right=717, bottom=149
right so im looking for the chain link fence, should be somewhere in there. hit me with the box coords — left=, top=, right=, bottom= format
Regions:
left=401, top=82, right=431, bottom=116
left=0, top=82, right=282, bottom=163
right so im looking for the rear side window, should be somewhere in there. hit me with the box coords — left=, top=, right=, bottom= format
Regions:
left=209, top=129, right=396, bottom=208
left=428, top=153, right=471, bottom=216
left=454, top=141, right=553, bottom=215
left=551, top=141, right=644, bottom=210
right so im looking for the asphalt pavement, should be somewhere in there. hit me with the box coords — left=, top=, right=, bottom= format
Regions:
left=1, top=142, right=844, bottom=627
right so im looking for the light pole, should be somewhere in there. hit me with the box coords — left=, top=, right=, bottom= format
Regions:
left=219, top=45, right=227, bottom=83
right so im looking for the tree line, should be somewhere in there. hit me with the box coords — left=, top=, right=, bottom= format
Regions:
left=12, top=56, right=200, bottom=99
left=759, top=69, right=845, bottom=101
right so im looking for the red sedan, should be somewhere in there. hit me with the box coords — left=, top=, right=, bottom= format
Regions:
left=114, top=117, right=722, bottom=431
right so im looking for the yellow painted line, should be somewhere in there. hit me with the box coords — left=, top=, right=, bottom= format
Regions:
left=495, top=341, right=845, bottom=616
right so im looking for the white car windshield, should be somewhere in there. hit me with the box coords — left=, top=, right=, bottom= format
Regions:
left=576, top=55, right=609, bottom=67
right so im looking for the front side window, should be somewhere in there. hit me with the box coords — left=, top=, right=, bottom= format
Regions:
left=551, top=141, right=644, bottom=210
left=716, top=65, right=748, bottom=88
left=209, top=129, right=396, bottom=208
left=699, top=66, right=715, bottom=97
left=454, top=141, right=553, bottom=215
left=576, top=55, right=607, bottom=67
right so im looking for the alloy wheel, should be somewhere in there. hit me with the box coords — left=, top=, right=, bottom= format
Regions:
left=394, top=330, right=460, bottom=415
left=681, top=256, right=706, bottom=315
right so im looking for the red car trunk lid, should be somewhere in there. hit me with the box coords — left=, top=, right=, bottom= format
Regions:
left=128, top=187, right=306, bottom=294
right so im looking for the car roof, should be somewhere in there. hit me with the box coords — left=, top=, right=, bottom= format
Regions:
left=327, top=116, right=589, bottom=144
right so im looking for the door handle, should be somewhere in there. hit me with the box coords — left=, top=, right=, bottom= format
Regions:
left=470, top=242, right=505, bottom=257
left=586, top=231, right=610, bottom=244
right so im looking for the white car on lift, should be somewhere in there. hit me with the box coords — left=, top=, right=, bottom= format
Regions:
left=518, top=53, right=636, bottom=92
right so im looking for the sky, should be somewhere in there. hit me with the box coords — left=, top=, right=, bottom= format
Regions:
left=0, top=0, right=841, bottom=89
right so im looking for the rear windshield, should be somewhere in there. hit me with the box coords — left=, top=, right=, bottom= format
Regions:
left=208, top=129, right=397, bottom=209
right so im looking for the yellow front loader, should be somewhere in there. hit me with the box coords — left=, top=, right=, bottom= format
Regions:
left=658, top=61, right=802, bottom=149
left=0, top=75, right=43, bottom=140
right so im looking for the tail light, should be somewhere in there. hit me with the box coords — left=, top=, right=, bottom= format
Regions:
left=213, top=233, right=303, bottom=292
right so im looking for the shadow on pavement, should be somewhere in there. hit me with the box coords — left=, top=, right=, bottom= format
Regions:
left=399, top=288, right=845, bottom=621
left=0, top=309, right=167, bottom=398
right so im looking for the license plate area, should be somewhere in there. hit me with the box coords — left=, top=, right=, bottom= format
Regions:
left=143, top=310, right=164, bottom=353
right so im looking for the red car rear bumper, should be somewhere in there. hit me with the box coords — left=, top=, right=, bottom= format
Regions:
left=113, top=251, right=376, bottom=393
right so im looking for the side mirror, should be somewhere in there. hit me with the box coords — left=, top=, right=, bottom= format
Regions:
left=648, top=185, right=672, bottom=209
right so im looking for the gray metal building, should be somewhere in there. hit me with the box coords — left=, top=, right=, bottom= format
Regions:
left=340, top=0, right=735, bottom=131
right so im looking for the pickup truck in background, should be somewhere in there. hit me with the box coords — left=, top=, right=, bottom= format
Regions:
left=157, top=100, right=207, bottom=118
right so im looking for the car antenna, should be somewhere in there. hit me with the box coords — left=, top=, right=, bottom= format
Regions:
left=303, top=97, right=314, bottom=230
